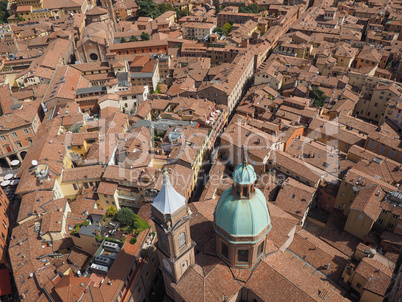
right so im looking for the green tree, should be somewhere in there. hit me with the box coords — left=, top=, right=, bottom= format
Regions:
left=106, top=206, right=117, bottom=217
left=158, top=3, right=174, bottom=14
left=215, top=6, right=224, bottom=14
left=137, top=0, right=160, bottom=18
left=176, top=8, right=190, bottom=19
left=0, top=1, right=10, bottom=24
left=222, top=22, right=232, bottom=35
left=17, top=15, right=24, bottom=22
left=141, top=32, right=150, bottom=41
left=120, top=37, right=127, bottom=43
left=116, top=208, right=135, bottom=226
left=239, top=4, right=259, bottom=14
left=310, top=86, right=326, bottom=107
left=213, top=27, right=225, bottom=35
left=228, top=19, right=235, bottom=25
left=130, top=35, right=138, bottom=42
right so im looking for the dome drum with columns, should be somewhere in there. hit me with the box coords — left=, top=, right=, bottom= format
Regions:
left=214, top=146, right=271, bottom=269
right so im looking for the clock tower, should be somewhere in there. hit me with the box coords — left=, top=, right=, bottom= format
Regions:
left=151, top=168, right=195, bottom=300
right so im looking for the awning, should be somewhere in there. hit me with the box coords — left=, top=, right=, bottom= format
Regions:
left=1, top=181, right=10, bottom=187
left=11, top=160, right=20, bottom=166
left=11, top=179, right=20, bottom=186
left=4, top=174, right=13, bottom=180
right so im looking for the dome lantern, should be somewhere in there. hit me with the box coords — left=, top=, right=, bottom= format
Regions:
left=232, top=145, right=256, bottom=199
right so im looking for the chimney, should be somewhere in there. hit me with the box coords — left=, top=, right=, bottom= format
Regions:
left=241, top=39, right=248, bottom=48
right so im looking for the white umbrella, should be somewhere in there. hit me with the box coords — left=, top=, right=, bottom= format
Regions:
left=11, top=160, right=20, bottom=166
left=1, top=180, right=10, bottom=186
left=4, top=174, right=13, bottom=180
left=11, top=179, right=19, bottom=186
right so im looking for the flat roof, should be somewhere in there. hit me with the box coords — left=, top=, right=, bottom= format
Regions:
left=76, top=86, right=107, bottom=95
left=132, top=119, right=199, bottom=131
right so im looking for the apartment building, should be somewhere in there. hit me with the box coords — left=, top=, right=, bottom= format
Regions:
left=342, top=248, right=392, bottom=302
left=0, top=89, right=41, bottom=169
left=42, top=65, right=88, bottom=110
left=42, top=0, right=88, bottom=15
left=182, top=22, right=216, bottom=40
left=110, top=40, right=168, bottom=56
left=217, top=6, right=259, bottom=27
left=220, top=121, right=282, bottom=174
left=196, top=51, right=255, bottom=114
left=16, top=6, right=64, bottom=21
left=0, top=187, right=10, bottom=265
left=380, top=98, right=402, bottom=128
left=130, top=55, right=160, bottom=91
left=356, top=45, right=383, bottom=69
left=355, top=83, right=402, bottom=123
left=306, top=118, right=366, bottom=153
left=15, top=0, right=43, bottom=9
left=364, top=120, right=402, bottom=163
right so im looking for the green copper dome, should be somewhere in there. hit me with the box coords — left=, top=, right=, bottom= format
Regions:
left=233, top=163, right=257, bottom=185
left=214, top=187, right=271, bottom=242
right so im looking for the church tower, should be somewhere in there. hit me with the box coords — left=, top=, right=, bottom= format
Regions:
left=151, top=168, right=195, bottom=299
left=99, top=0, right=117, bottom=31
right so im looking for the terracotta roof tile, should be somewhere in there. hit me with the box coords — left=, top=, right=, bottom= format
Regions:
left=289, top=229, right=350, bottom=282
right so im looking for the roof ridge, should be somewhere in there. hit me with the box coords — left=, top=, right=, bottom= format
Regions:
left=260, top=260, right=317, bottom=300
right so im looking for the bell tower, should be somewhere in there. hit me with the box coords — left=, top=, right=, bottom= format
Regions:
left=151, top=168, right=195, bottom=299
left=99, top=0, right=117, bottom=31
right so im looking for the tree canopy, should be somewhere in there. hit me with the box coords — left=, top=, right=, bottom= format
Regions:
left=116, top=208, right=135, bottom=226
left=213, top=22, right=233, bottom=36
left=106, top=206, right=117, bottom=217
left=310, top=85, right=326, bottom=107
left=239, top=4, right=260, bottom=14
left=141, top=32, right=150, bottom=41
left=130, top=35, right=138, bottom=42
left=137, top=0, right=189, bottom=19
left=137, top=0, right=161, bottom=18
left=115, top=208, right=150, bottom=233
left=222, top=22, right=233, bottom=35
left=0, top=1, right=10, bottom=24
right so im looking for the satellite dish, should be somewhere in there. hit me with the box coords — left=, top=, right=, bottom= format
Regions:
left=31, top=160, right=38, bottom=166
